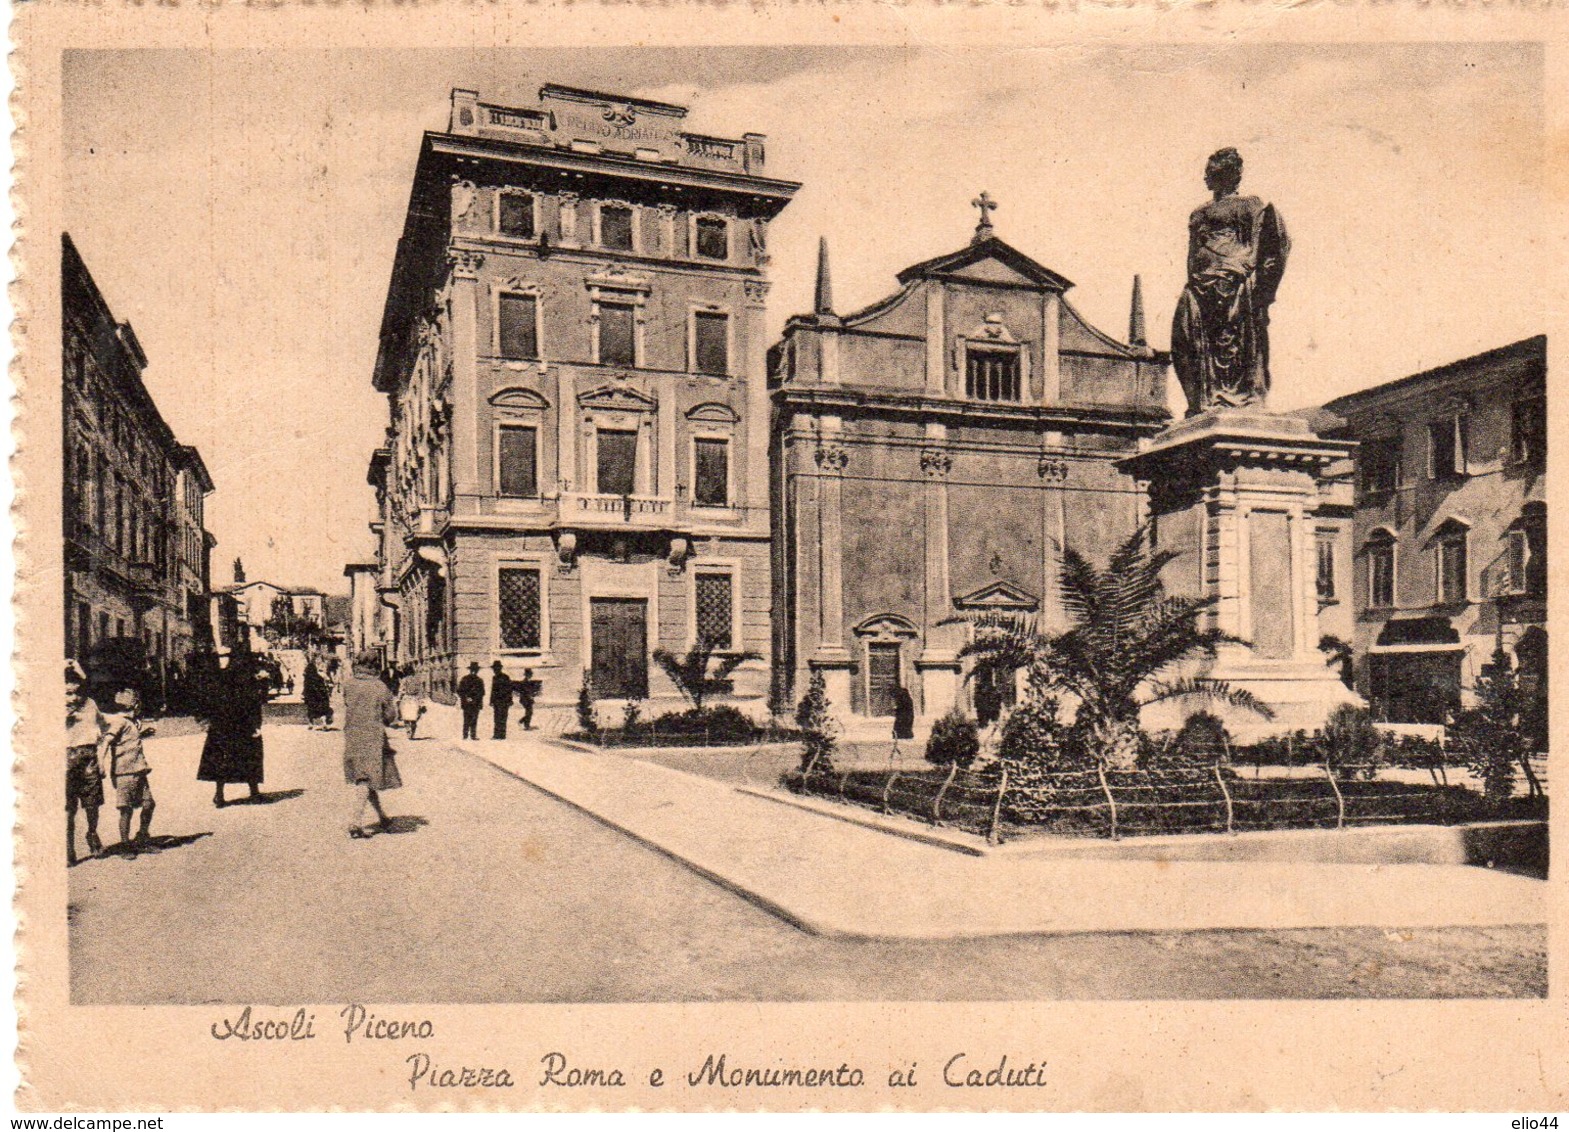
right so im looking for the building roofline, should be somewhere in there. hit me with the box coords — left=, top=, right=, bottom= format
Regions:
left=1323, top=335, right=1546, bottom=414
left=62, top=233, right=186, bottom=456
left=538, top=83, right=691, bottom=118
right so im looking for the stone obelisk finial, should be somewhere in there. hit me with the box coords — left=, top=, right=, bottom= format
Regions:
left=1128, top=274, right=1147, bottom=347
left=814, top=236, right=834, bottom=316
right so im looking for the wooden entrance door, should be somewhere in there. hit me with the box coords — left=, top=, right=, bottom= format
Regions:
left=590, top=598, right=648, bottom=699
left=867, top=642, right=901, bottom=717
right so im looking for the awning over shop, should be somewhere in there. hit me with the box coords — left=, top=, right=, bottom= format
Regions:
left=1371, top=617, right=1462, bottom=652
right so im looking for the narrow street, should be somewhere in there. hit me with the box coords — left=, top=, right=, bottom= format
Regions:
left=68, top=722, right=1546, bottom=1004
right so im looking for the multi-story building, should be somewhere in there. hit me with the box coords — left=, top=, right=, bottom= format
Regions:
left=769, top=211, right=1170, bottom=727
left=369, top=86, right=798, bottom=709
left=1320, top=336, right=1546, bottom=723
left=63, top=233, right=216, bottom=695
left=219, top=574, right=331, bottom=653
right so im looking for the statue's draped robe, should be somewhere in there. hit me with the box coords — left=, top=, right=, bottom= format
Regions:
left=1171, top=193, right=1289, bottom=415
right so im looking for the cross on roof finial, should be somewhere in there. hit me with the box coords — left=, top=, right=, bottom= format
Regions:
left=971, top=190, right=997, bottom=243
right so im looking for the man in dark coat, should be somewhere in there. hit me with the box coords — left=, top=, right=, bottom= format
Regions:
left=517, top=667, right=537, bottom=732
left=489, top=661, right=514, bottom=740
left=457, top=662, right=485, bottom=741
left=196, top=648, right=267, bottom=807
left=892, top=686, right=916, bottom=742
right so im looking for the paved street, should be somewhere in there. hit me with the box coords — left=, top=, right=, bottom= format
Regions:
left=69, top=721, right=1546, bottom=1003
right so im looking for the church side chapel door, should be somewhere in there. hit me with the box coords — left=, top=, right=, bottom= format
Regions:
left=867, top=643, right=901, bottom=717
left=590, top=597, right=648, bottom=699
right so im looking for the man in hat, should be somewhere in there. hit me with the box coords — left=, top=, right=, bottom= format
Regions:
left=456, top=662, right=485, bottom=741
left=489, top=661, right=514, bottom=740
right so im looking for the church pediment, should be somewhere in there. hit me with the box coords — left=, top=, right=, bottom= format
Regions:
left=896, top=236, right=1074, bottom=293
left=953, top=580, right=1039, bottom=612
left=579, top=381, right=657, bottom=413
left=945, top=257, right=1042, bottom=287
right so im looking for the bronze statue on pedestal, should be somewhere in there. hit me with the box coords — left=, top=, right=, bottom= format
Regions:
left=1171, top=148, right=1290, bottom=416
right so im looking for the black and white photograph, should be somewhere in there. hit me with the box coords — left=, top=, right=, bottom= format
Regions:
left=15, top=11, right=1562, bottom=1113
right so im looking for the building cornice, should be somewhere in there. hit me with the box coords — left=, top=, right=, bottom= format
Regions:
left=772, top=386, right=1170, bottom=434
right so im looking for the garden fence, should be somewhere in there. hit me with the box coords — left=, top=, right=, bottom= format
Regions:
left=787, top=740, right=1526, bottom=844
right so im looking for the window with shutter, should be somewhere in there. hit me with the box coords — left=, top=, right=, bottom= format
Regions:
left=693, top=438, right=729, bottom=507
left=693, top=312, right=728, bottom=376
left=597, top=429, right=637, bottom=497
left=498, top=293, right=539, bottom=360
left=1316, top=533, right=1337, bottom=600
left=1368, top=536, right=1396, bottom=608
left=498, top=567, right=542, bottom=650
left=695, top=572, right=733, bottom=650
left=497, top=426, right=538, bottom=497
left=1506, top=530, right=1529, bottom=595
left=598, top=303, right=635, bottom=367
left=1436, top=529, right=1467, bottom=604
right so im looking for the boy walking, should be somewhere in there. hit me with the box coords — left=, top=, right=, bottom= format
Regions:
left=102, top=685, right=157, bottom=849
left=66, top=663, right=106, bottom=865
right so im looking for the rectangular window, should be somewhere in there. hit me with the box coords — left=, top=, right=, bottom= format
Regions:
left=598, top=302, right=635, bottom=367
left=1437, top=535, right=1467, bottom=604
left=1360, top=437, right=1401, bottom=495
left=1428, top=416, right=1466, bottom=478
left=695, top=216, right=728, bottom=260
left=600, top=205, right=634, bottom=251
left=1369, top=542, right=1395, bottom=608
left=1511, top=396, right=1546, bottom=465
left=498, top=293, right=539, bottom=360
left=497, top=425, right=538, bottom=497
left=695, top=572, right=734, bottom=650
left=498, top=193, right=536, bottom=238
left=1316, top=533, right=1337, bottom=601
left=693, top=438, right=729, bottom=507
left=98, top=611, right=110, bottom=644
left=597, top=429, right=637, bottom=497
left=693, top=311, right=729, bottom=376
left=497, top=567, right=542, bottom=651
left=966, top=348, right=1021, bottom=402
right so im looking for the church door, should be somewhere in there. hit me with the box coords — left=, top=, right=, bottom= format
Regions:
left=590, top=598, right=648, bottom=699
left=867, top=643, right=901, bottom=717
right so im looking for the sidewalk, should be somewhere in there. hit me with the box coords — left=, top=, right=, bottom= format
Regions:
left=462, top=732, right=1547, bottom=941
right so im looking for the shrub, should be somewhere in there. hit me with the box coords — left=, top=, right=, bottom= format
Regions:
left=1154, top=710, right=1232, bottom=768
left=576, top=675, right=598, bottom=735
left=924, top=708, right=980, bottom=769
left=1449, top=646, right=1539, bottom=804
left=997, top=695, right=1094, bottom=772
left=795, top=670, right=838, bottom=774
left=1319, top=704, right=1382, bottom=781
left=650, top=705, right=756, bottom=744
left=621, top=698, right=643, bottom=734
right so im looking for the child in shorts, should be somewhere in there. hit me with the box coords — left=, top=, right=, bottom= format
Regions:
left=102, top=685, right=157, bottom=848
left=65, top=664, right=105, bottom=865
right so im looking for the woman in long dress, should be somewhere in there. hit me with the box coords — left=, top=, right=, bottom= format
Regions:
left=342, top=650, right=403, bottom=839
left=196, top=648, right=266, bottom=807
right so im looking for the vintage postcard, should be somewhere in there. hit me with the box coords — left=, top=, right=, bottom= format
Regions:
left=11, top=0, right=1569, bottom=1112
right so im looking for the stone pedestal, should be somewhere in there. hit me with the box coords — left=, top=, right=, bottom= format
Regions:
left=1119, top=408, right=1363, bottom=741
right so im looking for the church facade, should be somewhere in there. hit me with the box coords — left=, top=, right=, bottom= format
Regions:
left=768, top=210, right=1170, bottom=727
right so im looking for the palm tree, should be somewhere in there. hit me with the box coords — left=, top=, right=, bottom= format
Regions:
left=956, top=525, right=1272, bottom=768
left=652, top=638, right=760, bottom=711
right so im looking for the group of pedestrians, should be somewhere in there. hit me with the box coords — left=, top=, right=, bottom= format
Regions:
left=456, top=661, right=537, bottom=740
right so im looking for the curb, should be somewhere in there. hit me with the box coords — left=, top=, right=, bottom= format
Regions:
left=735, top=786, right=994, bottom=856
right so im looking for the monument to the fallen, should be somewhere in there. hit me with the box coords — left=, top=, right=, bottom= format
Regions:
left=1123, top=149, right=1359, bottom=737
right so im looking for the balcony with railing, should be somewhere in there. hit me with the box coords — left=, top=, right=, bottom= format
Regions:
left=556, top=492, right=675, bottom=531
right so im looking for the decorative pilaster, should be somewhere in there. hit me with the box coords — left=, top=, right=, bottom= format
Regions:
left=745, top=280, right=772, bottom=530
left=1040, top=292, right=1061, bottom=404
left=447, top=249, right=484, bottom=499
left=925, top=285, right=946, bottom=395
left=918, top=423, right=960, bottom=718
left=558, top=192, right=580, bottom=247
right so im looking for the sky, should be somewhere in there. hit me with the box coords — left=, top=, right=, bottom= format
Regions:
left=62, top=44, right=1545, bottom=594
